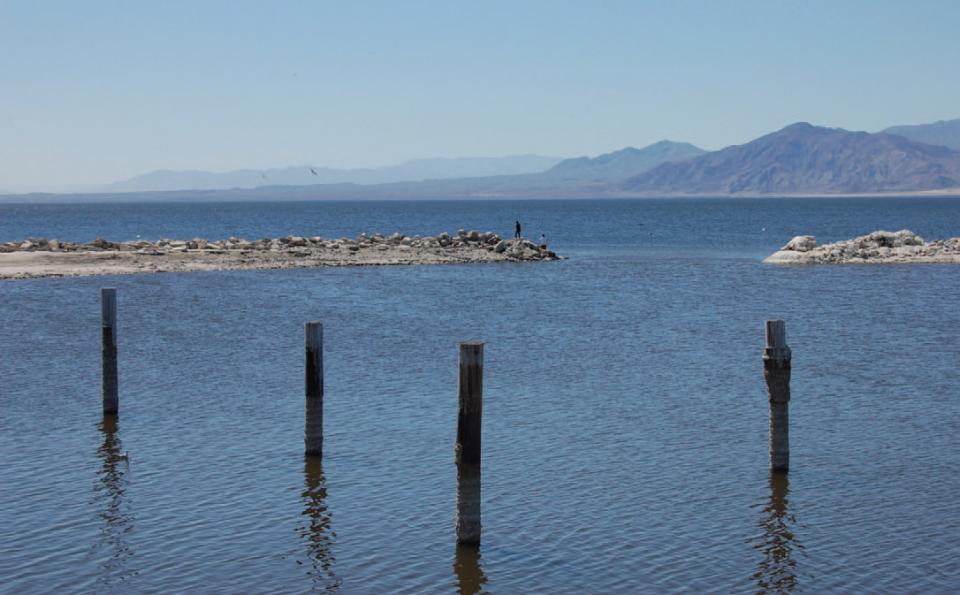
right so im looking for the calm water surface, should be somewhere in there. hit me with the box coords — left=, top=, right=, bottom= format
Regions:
left=1, top=198, right=959, bottom=593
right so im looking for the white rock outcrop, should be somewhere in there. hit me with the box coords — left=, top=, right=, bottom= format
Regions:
left=765, top=230, right=960, bottom=264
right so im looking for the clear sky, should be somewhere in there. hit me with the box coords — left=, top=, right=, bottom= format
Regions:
left=1, top=0, right=958, bottom=188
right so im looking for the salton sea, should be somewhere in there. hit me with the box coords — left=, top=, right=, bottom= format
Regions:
left=1, top=197, right=959, bottom=593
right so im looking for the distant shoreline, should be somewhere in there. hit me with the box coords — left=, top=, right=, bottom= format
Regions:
left=1, top=188, right=959, bottom=204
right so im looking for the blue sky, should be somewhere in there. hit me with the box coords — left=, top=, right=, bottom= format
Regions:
left=1, top=0, right=958, bottom=187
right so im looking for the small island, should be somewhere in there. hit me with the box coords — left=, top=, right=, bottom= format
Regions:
left=0, top=229, right=561, bottom=280
left=765, top=230, right=960, bottom=264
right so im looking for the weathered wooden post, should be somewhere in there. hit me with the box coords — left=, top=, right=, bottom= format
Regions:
left=305, top=321, right=324, bottom=457
left=456, top=341, right=483, bottom=545
left=101, top=288, right=118, bottom=415
left=763, top=320, right=791, bottom=472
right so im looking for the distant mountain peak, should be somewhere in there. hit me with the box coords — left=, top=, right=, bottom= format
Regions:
left=772, top=122, right=846, bottom=137
left=545, top=140, right=705, bottom=181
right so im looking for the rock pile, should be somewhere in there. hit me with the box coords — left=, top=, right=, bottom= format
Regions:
left=764, top=230, right=960, bottom=264
left=0, top=229, right=562, bottom=280
left=0, top=228, right=558, bottom=260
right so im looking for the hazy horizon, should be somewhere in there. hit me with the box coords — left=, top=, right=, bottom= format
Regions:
left=2, top=0, right=959, bottom=190
left=0, top=153, right=570, bottom=194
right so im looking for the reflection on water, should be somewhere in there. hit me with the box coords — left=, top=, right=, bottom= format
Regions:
left=751, top=472, right=805, bottom=594
left=92, top=415, right=137, bottom=587
left=453, top=544, right=488, bottom=595
left=299, top=457, right=339, bottom=592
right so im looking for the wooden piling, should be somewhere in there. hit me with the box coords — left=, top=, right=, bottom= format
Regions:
left=304, top=321, right=324, bottom=457
left=101, top=288, right=118, bottom=415
left=456, top=341, right=483, bottom=545
left=763, top=320, right=791, bottom=472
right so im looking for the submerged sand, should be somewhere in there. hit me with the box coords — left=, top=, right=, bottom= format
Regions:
left=0, top=230, right=561, bottom=280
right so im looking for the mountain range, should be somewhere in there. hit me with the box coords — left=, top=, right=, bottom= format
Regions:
left=102, top=154, right=564, bottom=193
left=98, top=141, right=706, bottom=194
left=4, top=119, right=960, bottom=202
left=880, top=119, right=960, bottom=151
left=623, top=122, right=960, bottom=194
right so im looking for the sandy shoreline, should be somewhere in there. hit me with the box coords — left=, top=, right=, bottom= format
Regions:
left=0, top=230, right=560, bottom=280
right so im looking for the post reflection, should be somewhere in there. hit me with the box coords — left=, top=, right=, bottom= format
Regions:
left=299, top=457, right=339, bottom=591
left=93, top=415, right=136, bottom=586
left=751, top=471, right=804, bottom=594
left=453, top=543, right=488, bottom=595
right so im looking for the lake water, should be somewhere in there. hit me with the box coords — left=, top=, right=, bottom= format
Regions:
left=1, top=197, right=959, bottom=593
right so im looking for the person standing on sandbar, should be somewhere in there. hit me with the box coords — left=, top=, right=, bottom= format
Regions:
left=515, top=220, right=522, bottom=240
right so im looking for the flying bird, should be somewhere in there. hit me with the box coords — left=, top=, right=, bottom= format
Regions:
left=309, top=168, right=318, bottom=176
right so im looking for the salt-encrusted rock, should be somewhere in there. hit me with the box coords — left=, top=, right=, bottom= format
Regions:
left=782, top=235, right=817, bottom=252
left=91, top=238, right=119, bottom=250
left=766, top=229, right=960, bottom=264
left=864, top=229, right=924, bottom=247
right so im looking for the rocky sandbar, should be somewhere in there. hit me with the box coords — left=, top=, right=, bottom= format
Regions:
left=0, top=230, right=561, bottom=280
left=764, top=229, right=960, bottom=264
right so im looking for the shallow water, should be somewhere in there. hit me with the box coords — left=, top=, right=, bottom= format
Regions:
left=1, top=197, right=959, bottom=593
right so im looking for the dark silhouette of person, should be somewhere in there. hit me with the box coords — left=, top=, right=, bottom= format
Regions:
left=515, top=220, right=522, bottom=240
